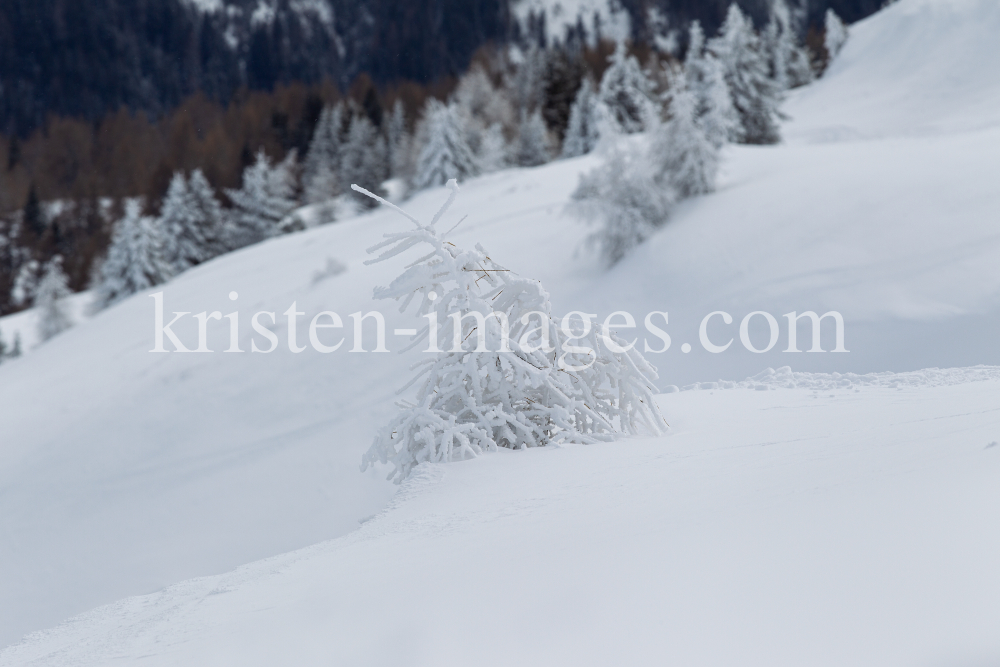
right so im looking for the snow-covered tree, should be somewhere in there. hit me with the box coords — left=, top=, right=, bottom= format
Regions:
left=412, top=100, right=479, bottom=191
left=709, top=3, right=784, bottom=145
left=93, top=199, right=172, bottom=310
left=651, top=74, right=719, bottom=199
left=159, top=171, right=224, bottom=273
left=186, top=169, right=226, bottom=253
left=35, top=255, right=73, bottom=342
left=597, top=42, right=657, bottom=134
left=302, top=103, right=344, bottom=204
left=685, top=21, right=740, bottom=148
left=354, top=180, right=666, bottom=482
left=515, top=110, right=551, bottom=167
left=824, top=9, right=848, bottom=63
left=225, top=150, right=298, bottom=248
left=763, top=0, right=813, bottom=90
left=571, top=142, right=674, bottom=265
left=562, top=78, right=602, bottom=157
left=341, top=114, right=388, bottom=207
left=477, top=123, right=509, bottom=173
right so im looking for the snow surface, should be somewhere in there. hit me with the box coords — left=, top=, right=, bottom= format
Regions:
left=4, top=380, right=999, bottom=666
left=2, top=0, right=1000, bottom=657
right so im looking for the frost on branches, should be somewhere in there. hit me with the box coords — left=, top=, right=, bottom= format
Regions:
left=354, top=180, right=666, bottom=482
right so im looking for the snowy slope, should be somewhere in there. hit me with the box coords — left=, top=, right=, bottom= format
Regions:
left=3, top=0, right=1000, bottom=653
left=785, top=0, right=1000, bottom=142
left=4, top=378, right=1000, bottom=666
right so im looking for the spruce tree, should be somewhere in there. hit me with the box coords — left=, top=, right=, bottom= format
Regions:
left=763, top=0, right=813, bottom=90
left=341, top=114, right=388, bottom=208
left=709, top=4, right=783, bottom=145
left=225, top=150, right=298, bottom=248
left=161, top=170, right=226, bottom=272
left=516, top=110, right=551, bottom=167
left=651, top=75, right=719, bottom=199
left=412, top=100, right=479, bottom=191
left=302, top=103, right=344, bottom=204
left=597, top=42, right=656, bottom=134
left=35, top=255, right=73, bottom=342
left=93, top=199, right=172, bottom=310
left=186, top=169, right=226, bottom=256
left=685, top=21, right=740, bottom=148
left=561, top=78, right=602, bottom=158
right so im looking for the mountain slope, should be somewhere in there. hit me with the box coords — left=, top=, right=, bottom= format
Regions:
left=2, top=0, right=1000, bottom=653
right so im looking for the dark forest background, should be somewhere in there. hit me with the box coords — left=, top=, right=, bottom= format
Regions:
left=0, top=0, right=881, bottom=315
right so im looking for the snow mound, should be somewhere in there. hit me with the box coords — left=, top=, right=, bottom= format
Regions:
left=681, top=364, right=1000, bottom=392
left=786, top=0, right=1000, bottom=141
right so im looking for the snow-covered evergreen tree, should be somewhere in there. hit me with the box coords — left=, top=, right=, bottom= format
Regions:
left=477, top=123, right=509, bottom=173
left=186, top=168, right=226, bottom=255
left=35, top=255, right=73, bottom=342
left=561, top=78, right=602, bottom=158
left=571, top=142, right=674, bottom=265
left=685, top=21, right=740, bottom=148
left=412, top=100, right=479, bottom=191
left=597, top=42, right=657, bottom=134
left=158, top=172, right=220, bottom=273
left=340, top=114, right=388, bottom=208
left=93, top=199, right=172, bottom=310
left=709, top=3, right=784, bottom=144
left=354, top=180, right=666, bottom=482
left=515, top=110, right=551, bottom=167
left=225, top=150, right=298, bottom=248
left=651, top=74, right=719, bottom=199
left=763, top=0, right=814, bottom=90
left=302, top=103, right=344, bottom=204
left=824, top=9, right=848, bottom=63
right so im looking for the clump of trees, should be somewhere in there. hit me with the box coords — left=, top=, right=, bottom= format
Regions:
left=1, top=0, right=848, bottom=316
